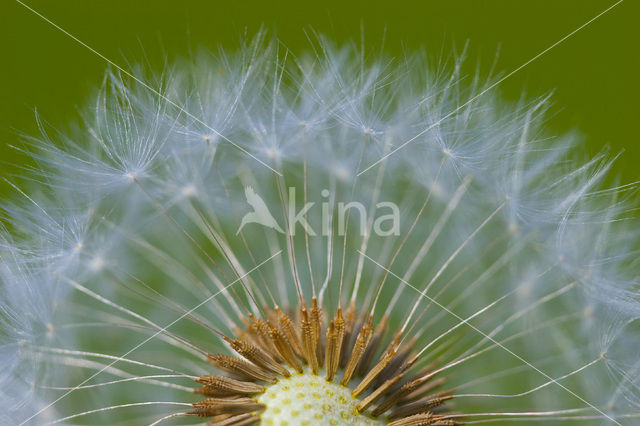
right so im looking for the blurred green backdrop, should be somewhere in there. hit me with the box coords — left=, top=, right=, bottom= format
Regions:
left=1, top=0, right=638, bottom=198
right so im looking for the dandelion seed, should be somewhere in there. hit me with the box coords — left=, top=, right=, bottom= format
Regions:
left=1, top=34, right=640, bottom=426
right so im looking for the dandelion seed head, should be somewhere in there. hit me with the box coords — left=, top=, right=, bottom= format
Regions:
left=1, top=34, right=639, bottom=425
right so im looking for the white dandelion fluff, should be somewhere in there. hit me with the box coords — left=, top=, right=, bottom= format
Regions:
left=1, top=34, right=639, bottom=425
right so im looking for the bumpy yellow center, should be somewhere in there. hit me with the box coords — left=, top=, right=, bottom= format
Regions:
left=257, top=369, right=384, bottom=426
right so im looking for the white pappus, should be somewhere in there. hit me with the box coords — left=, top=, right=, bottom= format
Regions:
left=1, top=34, right=639, bottom=425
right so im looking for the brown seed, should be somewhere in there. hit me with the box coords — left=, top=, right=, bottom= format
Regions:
left=206, top=354, right=277, bottom=384
left=195, top=375, right=265, bottom=396
left=190, top=397, right=264, bottom=417
left=224, top=337, right=290, bottom=377
left=267, top=322, right=303, bottom=373
left=341, top=316, right=373, bottom=386
left=300, top=307, right=320, bottom=374
left=277, top=307, right=304, bottom=358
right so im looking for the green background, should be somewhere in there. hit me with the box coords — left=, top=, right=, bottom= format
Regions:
left=1, top=0, right=638, bottom=197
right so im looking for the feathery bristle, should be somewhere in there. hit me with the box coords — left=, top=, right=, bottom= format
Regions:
left=2, top=32, right=639, bottom=425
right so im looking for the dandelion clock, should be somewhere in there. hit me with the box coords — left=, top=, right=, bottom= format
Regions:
left=1, top=34, right=639, bottom=425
